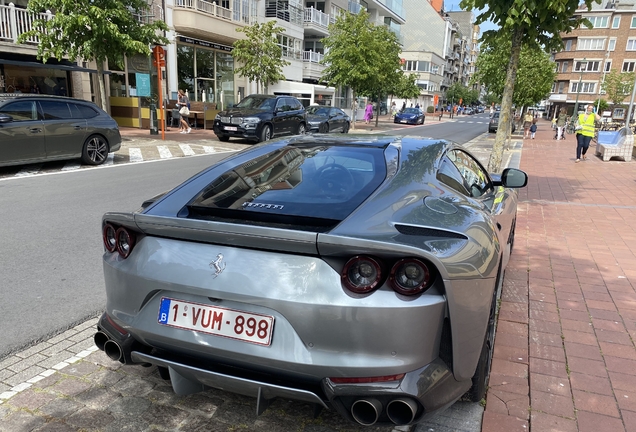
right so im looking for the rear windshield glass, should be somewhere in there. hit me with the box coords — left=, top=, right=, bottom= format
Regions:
left=187, top=145, right=387, bottom=224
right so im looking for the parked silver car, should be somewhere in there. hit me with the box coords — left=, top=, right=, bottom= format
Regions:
left=96, top=134, right=527, bottom=427
left=0, top=94, right=121, bottom=167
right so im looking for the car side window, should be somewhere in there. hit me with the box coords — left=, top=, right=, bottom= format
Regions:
left=437, top=157, right=470, bottom=196
left=0, top=101, right=37, bottom=121
left=70, top=103, right=98, bottom=119
left=291, top=98, right=302, bottom=110
left=275, top=99, right=288, bottom=112
left=447, top=150, right=492, bottom=198
left=39, top=101, right=72, bottom=120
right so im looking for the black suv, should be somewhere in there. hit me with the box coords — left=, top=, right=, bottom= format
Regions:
left=213, top=95, right=307, bottom=143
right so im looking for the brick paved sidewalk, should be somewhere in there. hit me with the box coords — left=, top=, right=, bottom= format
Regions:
left=482, top=121, right=636, bottom=432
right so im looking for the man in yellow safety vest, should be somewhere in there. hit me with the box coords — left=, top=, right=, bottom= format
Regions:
left=575, top=104, right=600, bottom=163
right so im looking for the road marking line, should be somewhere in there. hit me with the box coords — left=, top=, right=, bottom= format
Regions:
left=180, top=144, right=195, bottom=156
left=61, top=161, right=81, bottom=171
left=104, top=153, right=114, bottom=165
left=129, top=148, right=143, bottom=162
left=203, top=146, right=215, bottom=154
left=158, top=146, right=173, bottom=159
left=15, top=165, right=42, bottom=177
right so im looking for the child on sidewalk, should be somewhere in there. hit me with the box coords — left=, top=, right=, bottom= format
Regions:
left=530, top=120, right=537, bottom=139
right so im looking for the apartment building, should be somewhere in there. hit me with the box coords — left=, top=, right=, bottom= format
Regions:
left=551, top=0, right=636, bottom=119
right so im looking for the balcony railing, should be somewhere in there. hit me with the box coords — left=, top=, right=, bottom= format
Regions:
left=0, top=3, right=51, bottom=44
left=304, top=7, right=329, bottom=28
left=302, top=50, right=324, bottom=63
left=265, top=0, right=303, bottom=26
left=348, top=1, right=361, bottom=14
left=174, top=0, right=252, bottom=24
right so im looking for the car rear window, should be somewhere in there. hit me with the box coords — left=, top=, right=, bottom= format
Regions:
left=186, top=145, right=388, bottom=229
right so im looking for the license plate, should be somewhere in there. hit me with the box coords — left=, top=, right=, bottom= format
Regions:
left=157, top=297, right=274, bottom=346
left=224, top=126, right=238, bottom=131
left=401, top=120, right=407, bottom=123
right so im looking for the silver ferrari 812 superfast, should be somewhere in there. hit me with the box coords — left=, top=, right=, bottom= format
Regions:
left=95, top=134, right=527, bottom=427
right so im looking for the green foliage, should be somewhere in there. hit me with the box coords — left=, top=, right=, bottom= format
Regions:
left=593, top=98, right=609, bottom=112
left=601, top=69, right=634, bottom=105
left=446, top=83, right=468, bottom=104
left=426, top=106, right=435, bottom=113
left=233, top=21, right=290, bottom=94
left=460, top=0, right=599, bottom=172
left=20, top=0, right=168, bottom=110
left=321, top=10, right=407, bottom=124
left=472, top=35, right=555, bottom=107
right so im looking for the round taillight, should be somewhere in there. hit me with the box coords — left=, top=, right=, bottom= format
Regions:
left=115, top=227, right=135, bottom=258
left=389, top=258, right=431, bottom=295
left=342, top=256, right=382, bottom=294
left=103, top=224, right=117, bottom=253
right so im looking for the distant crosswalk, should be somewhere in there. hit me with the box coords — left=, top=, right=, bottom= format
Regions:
left=0, top=143, right=243, bottom=180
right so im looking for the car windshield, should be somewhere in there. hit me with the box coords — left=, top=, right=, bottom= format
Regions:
left=402, top=108, right=420, bottom=114
left=187, top=145, right=388, bottom=224
left=306, top=106, right=330, bottom=116
left=235, top=96, right=277, bottom=110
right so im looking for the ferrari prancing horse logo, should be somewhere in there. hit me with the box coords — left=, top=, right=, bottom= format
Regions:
left=209, top=253, right=226, bottom=278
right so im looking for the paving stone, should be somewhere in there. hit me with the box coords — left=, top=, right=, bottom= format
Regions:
left=2, top=410, right=46, bottom=431
left=68, top=328, right=96, bottom=343
left=573, top=390, right=620, bottom=418
left=39, top=397, right=85, bottom=419
left=50, top=376, right=93, bottom=397
left=32, top=420, right=79, bottom=432
left=577, top=410, right=626, bottom=432
left=481, top=410, right=527, bottom=432
left=141, top=403, right=191, bottom=429
left=7, top=354, right=48, bottom=373
left=110, top=375, right=156, bottom=397
left=75, top=387, right=121, bottom=411
left=40, top=340, right=75, bottom=357
left=102, top=417, right=151, bottom=432
left=107, top=396, right=152, bottom=416
left=178, top=393, right=225, bottom=418
left=87, top=368, right=125, bottom=387
left=530, top=390, right=575, bottom=419
left=530, top=411, right=577, bottom=432
left=65, top=339, right=97, bottom=355
left=6, top=388, right=56, bottom=410
left=66, top=407, right=116, bottom=429
left=0, top=355, right=20, bottom=370
left=4, top=365, right=47, bottom=387
left=46, top=329, right=79, bottom=345
left=61, top=360, right=100, bottom=378
left=15, top=343, right=52, bottom=359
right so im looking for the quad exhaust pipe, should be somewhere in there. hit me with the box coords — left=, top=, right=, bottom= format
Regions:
left=350, top=397, right=419, bottom=426
left=94, top=330, right=150, bottom=365
left=103, top=339, right=123, bottom=362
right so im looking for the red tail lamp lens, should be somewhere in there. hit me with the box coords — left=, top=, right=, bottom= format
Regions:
left=390, top=258, right=430, bottom=295
left=342, top=256, right=382, bottom=293
left=115, top=227, right=136, bottom=258
left=103, top=224, right=117, bottom=253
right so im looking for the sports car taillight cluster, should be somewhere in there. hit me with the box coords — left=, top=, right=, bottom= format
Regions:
left=341, top=256, right=432, bottom=296
left=102, top=223, right=136, bottom=258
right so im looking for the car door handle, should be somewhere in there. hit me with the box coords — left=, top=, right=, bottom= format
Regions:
left=29, top=128, right=42, bottom=133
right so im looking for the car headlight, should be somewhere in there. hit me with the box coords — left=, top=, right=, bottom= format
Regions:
left=215, top=113, right=221, bottom=120
left=242, top=117, right=260, bottom=124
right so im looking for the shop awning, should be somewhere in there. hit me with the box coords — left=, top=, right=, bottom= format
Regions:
left=0, top=59, right=110, bottom=74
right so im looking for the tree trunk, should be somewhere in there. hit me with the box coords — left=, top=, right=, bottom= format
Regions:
left=96, top=61, right=108, bottom=112
left=488, top=28, right=523, bottom=173
left=351, top=89, right=356, bottom=130
left=374, top=92, right=380, bottom=127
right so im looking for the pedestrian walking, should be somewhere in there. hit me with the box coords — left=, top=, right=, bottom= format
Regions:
left=390, top=101, right=397, bottom=118
left=177, top=89, right=191, bottom=134
left=556, top=108, right=568, bottom=140
left=574, top=104, right=600, bottom=163
left=523, top=111, right=533, bottom=138
left=530, top=120, right=537, bottom=139
left=402, top=101, right=407, bottom=112
left=352, top=99, right=358, bottom=123
left=439, top=107, right=444, bottom=121
left=364, top=101, right=373, bottom=124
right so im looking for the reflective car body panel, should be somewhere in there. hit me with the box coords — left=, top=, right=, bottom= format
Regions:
left=306, top=106, right=350, bottom=133
left=0, top=94, right=121, bottom=167
left=98, top=135, right=526, bottom=426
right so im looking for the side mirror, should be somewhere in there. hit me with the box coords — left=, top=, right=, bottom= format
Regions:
left=0, top=113, right=13, bottom=124
left=494, top=168, right=528, bottom=188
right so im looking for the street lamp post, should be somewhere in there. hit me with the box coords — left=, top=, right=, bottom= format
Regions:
left=569, top=57, right=586, bottom=132
left=596, top=49, right=611, bottom=114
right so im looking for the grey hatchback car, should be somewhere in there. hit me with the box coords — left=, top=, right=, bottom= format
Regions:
left=0, top=94, right=121, bottom=167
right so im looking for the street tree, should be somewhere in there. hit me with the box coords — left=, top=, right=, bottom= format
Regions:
left=601, top=69, right=634, bottom=106
left=446, top=82, right=468, bottom=107
left=20, top=0, right=168, bottom=111
left=321, top=10, right=404, bottom=128
left=461, top=0, right=597, bottom=172
left=388, top=73, right=421, bottom=109
left=233, top=21, right=290, bottom=94
left=472, top=36, right=555, bottom=111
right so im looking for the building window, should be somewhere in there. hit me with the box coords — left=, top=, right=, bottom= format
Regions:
left=278, top=35, right=302, bottom=60
left=627, top=38, right=636, bottom=51
left=575, top=60, right=599, bottom=72
left=631, top=15, right=636, bottom=28
left=612, top=16, right=620, bottom=28
left=623, top=61, right=636, bottom=72
left=570, top=82, right=595, bottom=93
left=403, top=60, right=417, bottom=71
left=558, top=82, right=565, bottom=93
left=609, top=38, right=616, bottom=51
left=431, top=64, right=439, bottom=74
left=562, top=61, right=569, bottom=73
left=577, top=38, right=605, bottom=50
left=565, top=40, right=573, bottom=51
left=587, top=16, right=609, bottom=28
left=418, top=61, right=430, bottom=72
left=605, top=60, right=612, bottom=71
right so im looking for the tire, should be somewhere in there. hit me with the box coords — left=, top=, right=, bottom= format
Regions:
left=297, top=123, right=306, bottom=135
left=260, top=125, right=272, bottom=142
left=468, top=269, right=500, bottom=402
left=420, top=117, right=424, bottom=124
left=81, top=135, right=109, bottom=165
left=342, top=122, right=350, bottom=133
left=319, top=123, right=328, bottom=133
left=217, top=135, right=230, bottom=142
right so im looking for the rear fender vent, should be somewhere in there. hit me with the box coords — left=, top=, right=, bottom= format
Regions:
left=439, top=318, right=453, bottom=370
left=395, top=224, right=468, bottom=240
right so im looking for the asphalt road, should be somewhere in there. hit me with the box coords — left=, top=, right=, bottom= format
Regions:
left=0, top=114, right=491, bottom=359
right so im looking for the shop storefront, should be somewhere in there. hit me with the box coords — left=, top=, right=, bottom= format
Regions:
left=176, top=36, right=235, bottom=111
left=0, top=55, right=89, bottom=96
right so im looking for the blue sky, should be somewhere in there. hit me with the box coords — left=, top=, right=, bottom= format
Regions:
left=444, top=0, right=499, bottom=34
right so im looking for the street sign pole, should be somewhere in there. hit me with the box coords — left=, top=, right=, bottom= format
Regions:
left=153, top=46, right=166, bottom=140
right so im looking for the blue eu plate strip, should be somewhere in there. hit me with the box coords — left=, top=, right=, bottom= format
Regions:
left=158, top=298, right=171, bottom=324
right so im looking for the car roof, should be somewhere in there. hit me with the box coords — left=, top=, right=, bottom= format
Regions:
left=246, top=94, right=289, bottom=100
left=0, top=94, right=93, bottom=104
